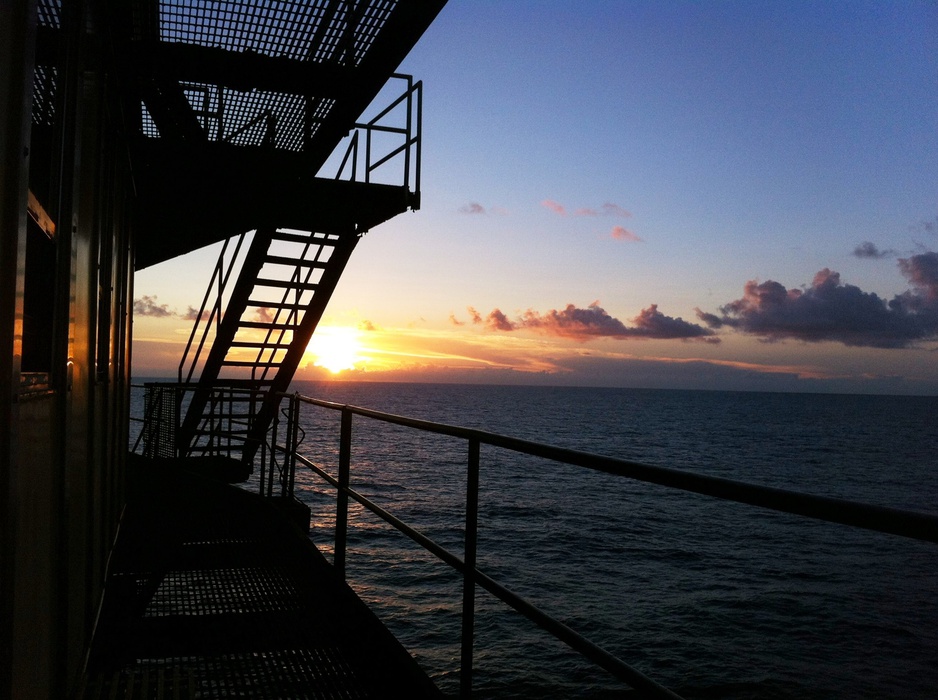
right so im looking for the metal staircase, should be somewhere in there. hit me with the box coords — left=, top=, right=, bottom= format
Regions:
left=156, top=70, right=423, bottom=466
left=177, top=225, right=361, bottom=461
left=116, top=0, right=445, bottom=466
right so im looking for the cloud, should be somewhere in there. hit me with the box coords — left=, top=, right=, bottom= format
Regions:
left=697, top=253, right=938, bottom=348
left=483, top=301, right=717, bottom=342
left=485, top=308, right=516, bottom=332
left=460, top=202, right=486, bottom=215
left=542, top=200, right=632, bottom=219
left=185, top=306, right=209, bottom=321
left=467, top=306, right=482, bottom=324
left=602, top=202, right=632, bottom=218
left=541, top=199, right=567, bottom=216
left=359, top=320, right=377, bottom=331
left=134, top=295, right=173, bottom=317
left=911, top=216, right=938, bottom=237
left=611, top=225, right=643, bottom=242
left=853, top=241, right=894, bottom=259
left=894, top=251, right=938, bottom=307
left=449, top=313, right=465, bottom=326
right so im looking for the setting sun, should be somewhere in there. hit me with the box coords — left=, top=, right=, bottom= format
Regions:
left=307, top=326, right=363, bottom=374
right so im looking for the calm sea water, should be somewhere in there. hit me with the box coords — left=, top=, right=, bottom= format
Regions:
left=133, top=382, right=938, bottom=698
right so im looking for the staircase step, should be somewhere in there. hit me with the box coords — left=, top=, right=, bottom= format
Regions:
left=238, top=321, right=297, bottom=330
left=229, top=340, right=292, bottom=349
left=254, top=278, right=319, bottom=290
left=245, top=300, right=309, bottom=311
left=270, top=231, right=339, bottom=245
left=263, top=255, right=329, bottom=268
left=220, top=360, right=284, bottom=368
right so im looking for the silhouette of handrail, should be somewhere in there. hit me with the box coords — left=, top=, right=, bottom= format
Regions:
left=332, top=74, right=422, bottom=196
left=279, top=393, right=938, bottom=699
left=130, top=386, right=938, bottom=697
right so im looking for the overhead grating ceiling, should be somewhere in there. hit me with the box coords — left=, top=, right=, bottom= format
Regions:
left=30, top=0, right=445, bottom=158
left=133, top=0, right=402, bottom=151
left=157, top=0, right=397, bottom=67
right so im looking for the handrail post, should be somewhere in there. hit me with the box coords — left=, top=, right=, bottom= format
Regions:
left=460, top=438, right=480, bottom=699
left=287, top=392, right=299, bottom=498
left=335, top=407, right=352, bottom=578
left=276, top=392, right=288, bottom=497
left=265, top=393, right=279, bottom=498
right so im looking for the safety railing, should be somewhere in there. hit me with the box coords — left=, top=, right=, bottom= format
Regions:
left=132, top=382, right=274, bottom=467
left=178, top=232, right=249, bottom=385
left=333, top=74, right=422, bottom=200
left=274, top=392, right=938, bottom=700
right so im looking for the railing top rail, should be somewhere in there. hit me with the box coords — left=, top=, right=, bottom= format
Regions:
left=293, top=393, right=938, bottom=544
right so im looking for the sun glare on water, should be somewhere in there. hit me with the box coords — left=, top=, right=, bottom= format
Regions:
left=308, top=326, right=363, bottom=374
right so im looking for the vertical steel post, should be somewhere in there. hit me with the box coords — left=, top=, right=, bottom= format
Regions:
left=403, top=77, right=412, bottom=187
left=365, top=128, right=372, bottom=184
left=264, top=394, right=277, bottom=498
left=415, top=81, right=422, bottom=199
left=460, top=438, right=480, bottom=699
left=266, top=397, right=276, bottom=496
left=274, top=393, right=285, bottom=497
left=287, top=393, right=298, bottom=498
left=335, top=407, right=352, bottom=578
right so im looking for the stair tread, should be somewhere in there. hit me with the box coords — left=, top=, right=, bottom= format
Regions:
left=237, top=321, right=297, bottom=330
left=271, top=231, right=340, bottom=245
left=220, top=360, right=284, bottom=367
left=228, top=341, right=292, bottom=349
left=263, top=255, right=329, bottom=268
left=255, top=278, right=320, bottom=290
left=245, top=301, right=309, bottom=310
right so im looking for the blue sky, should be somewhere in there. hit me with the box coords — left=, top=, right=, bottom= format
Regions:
left=134, top=1, right=938, bottom=394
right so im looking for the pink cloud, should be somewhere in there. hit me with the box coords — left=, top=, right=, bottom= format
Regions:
left=483, top=301, right=716, bottom=342
left=485, top=309, right=517, bottom=331
left=611, top=226, right=643, bottom=242
left=541, top=199, right=567, bottom=216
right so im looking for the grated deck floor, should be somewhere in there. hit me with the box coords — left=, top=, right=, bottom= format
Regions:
left=80, top=457, right=440, bottom=699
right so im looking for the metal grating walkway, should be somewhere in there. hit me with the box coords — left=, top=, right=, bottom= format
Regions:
left=81, top=456, right=440, bottom=699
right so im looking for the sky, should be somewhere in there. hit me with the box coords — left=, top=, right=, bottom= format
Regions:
left=133, top=0, right=938, bottom=395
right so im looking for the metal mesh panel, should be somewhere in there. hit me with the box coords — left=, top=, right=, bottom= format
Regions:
left=142, top=385, right=178, bottom=458
left=221, top=88, right=306, bottom=151
left=37, top=0, right=61, bottom=29
left=31, top=65, right=58, bottom=127
left=157, top=0, right=396, bottom=67
left=136, top=0, right=399, bottom=150
left=88, top=649, right=368, bottom=700
left=159, top=0, right=331, bottom=61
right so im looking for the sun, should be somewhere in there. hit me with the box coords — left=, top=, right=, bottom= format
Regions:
left=307, top=326, right=363, bottom=374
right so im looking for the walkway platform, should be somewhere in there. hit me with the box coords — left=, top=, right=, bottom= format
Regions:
left=80, top=457, right=441, bottom=699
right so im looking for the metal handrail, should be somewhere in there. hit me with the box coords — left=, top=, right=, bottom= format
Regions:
left=299, top=397, right=938, bottom=544
left=333, top=74, right=422, bottom=198
left=178, top=231, right=249, bottom=384
left=280, top=393, right=938, bottom=699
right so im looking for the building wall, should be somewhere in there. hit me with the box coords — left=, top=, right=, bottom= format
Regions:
left=1, top=1, right=134, bottom=697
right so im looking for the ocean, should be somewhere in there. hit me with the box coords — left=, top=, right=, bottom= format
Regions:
left=132, top=382, right=938, bottom=698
